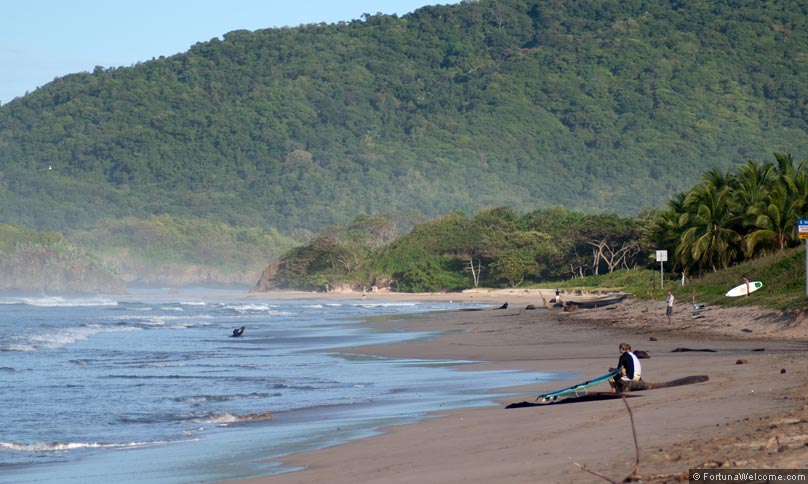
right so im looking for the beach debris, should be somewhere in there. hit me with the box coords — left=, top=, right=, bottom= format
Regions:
left=497, top=302, right=508, bottom=309
left=575, top=398, right=641, bottom=483
left=742, top=328, right=753, bottom=333
left=672, top=347, right=717, bottom=353
left=634, top=350, right=650, bottom=359
left=736, top=359, right=749, bottom=365
left=649, top=336, right=658, bottom=341
left=781, top=368, right=787, bottom=374
left=525, top=304, right=536, bottom=310
left=752, top=348, right=765, bottom=352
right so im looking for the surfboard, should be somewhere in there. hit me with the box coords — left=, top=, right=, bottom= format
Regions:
left=534, top=370, right=619, bottom=404
left=507, top=375, right=709, bottom=408
left=725, top=281, right=763, bottom=297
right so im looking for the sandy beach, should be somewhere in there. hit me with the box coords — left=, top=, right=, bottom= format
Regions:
left=225, top=289, right=808, bottom=483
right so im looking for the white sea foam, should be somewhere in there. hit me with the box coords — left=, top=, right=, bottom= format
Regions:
left=222, top=303, right=278, bottom=313
left=0, top=344, right=35, bottom=352
left=115, top=314, right=211, bottom=329
left=199, top=411, right=274, bottom=425
left=25, top=324, right=141, bottom=350
left=21, top=296, right=119, bottom=307
left=0, top=440, right=173, bottom=452
left=354, top=302, right=418, bottom=308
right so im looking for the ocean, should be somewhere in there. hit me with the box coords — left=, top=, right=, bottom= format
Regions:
left=0, top=289, right=556, bottom=484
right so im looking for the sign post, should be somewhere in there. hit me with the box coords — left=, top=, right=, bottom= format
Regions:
left=799, top=219, right=808, bottom=296
left=656, top=250, right=668, bottom=290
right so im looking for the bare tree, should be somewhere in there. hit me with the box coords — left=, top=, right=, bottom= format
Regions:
left=465, top=257, right=482, bottom=287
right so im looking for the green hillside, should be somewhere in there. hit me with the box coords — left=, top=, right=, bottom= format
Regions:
left=2, top=0, right=808, bottom=235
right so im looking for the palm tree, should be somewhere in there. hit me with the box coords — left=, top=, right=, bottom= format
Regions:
left=732, top=159, right=774, bottom=218
left=743, top=153, right=808, bottom=255
left=678, top=174, right=743, bottom=272
left=744, top=182, right=796, bottom=254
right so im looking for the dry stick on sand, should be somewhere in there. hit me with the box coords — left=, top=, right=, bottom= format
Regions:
left=575, top=398, right=687, bottom=483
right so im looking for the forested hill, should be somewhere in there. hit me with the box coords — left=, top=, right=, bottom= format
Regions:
left=2, top=0, right=808, bottom=233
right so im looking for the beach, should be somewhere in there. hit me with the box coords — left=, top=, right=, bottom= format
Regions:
left=225, top=289, right=808, bottom=483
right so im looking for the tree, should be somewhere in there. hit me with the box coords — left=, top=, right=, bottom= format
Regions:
left=677, top=173, right=742, bottom=272
left=489, top=250, right=539, bottom=287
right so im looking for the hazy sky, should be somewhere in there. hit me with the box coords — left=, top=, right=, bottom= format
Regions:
left=1, top=1, right=458, bottom=105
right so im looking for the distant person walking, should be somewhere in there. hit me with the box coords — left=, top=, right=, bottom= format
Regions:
left=665, top=290, right=675, bottom=323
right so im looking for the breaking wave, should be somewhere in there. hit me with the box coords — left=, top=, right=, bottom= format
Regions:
left=20, top=296, right=118, bottom=308
left=1, top=324, right=141, bottom=352
left=0, top=440, right=177, bottom=452
left=200, top=411, right=274, bottom=425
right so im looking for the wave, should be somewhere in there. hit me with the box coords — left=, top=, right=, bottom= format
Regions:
left=220, top=303, right=284, bottom=314
left=174, top=392, right=280, bottom=405
left=0, top=440, right=177, bottom=452
left=354, top=302, right=418, bottom=308
left=200, top=411, right=274, bottom=425
left=21, top=296, right=119, bottom=308
left=111, top=314, right=212, bottom=329
left=2, top=324, right=141, bottom=352
left=0, top=344, right=36, bottom=352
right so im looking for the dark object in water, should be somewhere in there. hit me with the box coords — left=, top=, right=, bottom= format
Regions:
left=671, top=347, right=716, bottom=352
left=230, top=326, right=245, bottom=337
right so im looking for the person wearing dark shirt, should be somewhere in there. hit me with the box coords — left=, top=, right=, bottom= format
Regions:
left=612, top=342, right=642, bottom=393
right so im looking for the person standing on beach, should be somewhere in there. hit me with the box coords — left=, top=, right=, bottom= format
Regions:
left=612, top=343, right=642, bottom=393
left=665, top=290, right=674, bottom=323
left=743, top=277, right=750, bottom=297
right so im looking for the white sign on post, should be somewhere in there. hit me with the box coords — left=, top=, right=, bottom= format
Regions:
left=656, top=250, right=668, bottom=289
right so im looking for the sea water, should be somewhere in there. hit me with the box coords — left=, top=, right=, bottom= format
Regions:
left=0, top=290, right=556, bottom=484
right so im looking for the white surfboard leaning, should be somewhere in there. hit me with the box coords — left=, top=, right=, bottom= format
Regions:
left=725, top=281, right=763, bottom=297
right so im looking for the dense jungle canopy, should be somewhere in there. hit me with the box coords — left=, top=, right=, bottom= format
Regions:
left=2, top=0, right=808, bottom=235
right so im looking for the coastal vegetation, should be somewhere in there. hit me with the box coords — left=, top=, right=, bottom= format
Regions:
left=69, top=215, right=299, bottom=286
left=550, top=246, right=806, bottom=312
left=2, top=0, right=808, bottom=288
left=258, top=152, right=808, bottom=311
left=0, top=224, right=125, bottom=293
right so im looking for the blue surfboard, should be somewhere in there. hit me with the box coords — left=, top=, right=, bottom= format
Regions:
left=535, top=370, right=620, bottom=403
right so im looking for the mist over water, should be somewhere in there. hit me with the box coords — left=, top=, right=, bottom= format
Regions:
left=0, top=290, right=554, bottom=484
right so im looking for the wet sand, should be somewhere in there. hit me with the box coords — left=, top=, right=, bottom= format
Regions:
left=225, top=289, right=808, bottom=483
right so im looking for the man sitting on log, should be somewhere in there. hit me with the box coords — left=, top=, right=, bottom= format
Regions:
left=611, top=342, right=643, bottom=393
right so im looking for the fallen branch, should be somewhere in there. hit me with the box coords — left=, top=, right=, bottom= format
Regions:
left=574, top=397, right=641, bottom=483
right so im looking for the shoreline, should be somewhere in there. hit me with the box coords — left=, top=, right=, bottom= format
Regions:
left=222, top=290, right=808, bottom=483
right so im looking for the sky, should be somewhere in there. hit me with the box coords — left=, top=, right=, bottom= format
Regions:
left=1, top=1, right=458, bottom=105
